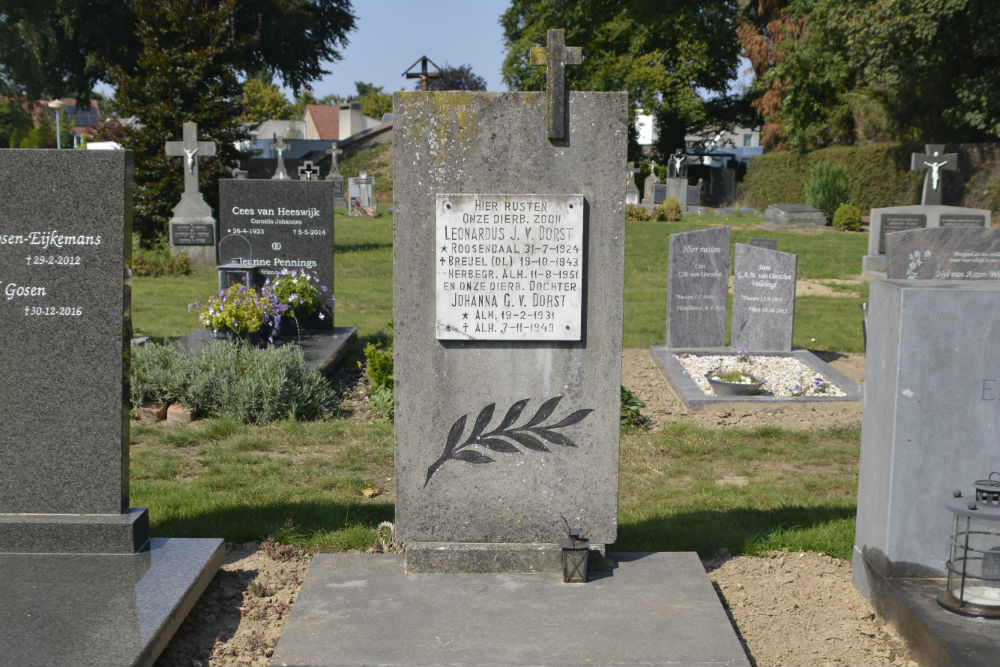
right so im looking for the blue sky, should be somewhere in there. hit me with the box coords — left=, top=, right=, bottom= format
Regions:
left=300, top=0, right=513, bottom=98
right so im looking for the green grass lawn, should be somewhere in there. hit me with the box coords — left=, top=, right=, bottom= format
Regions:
left=130, top=212, right=869, bottom=559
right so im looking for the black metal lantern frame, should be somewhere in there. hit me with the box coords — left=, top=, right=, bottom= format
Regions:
left=559, top=533, right=590, bottom=584
left=939, top=473, right=1000, bottom=618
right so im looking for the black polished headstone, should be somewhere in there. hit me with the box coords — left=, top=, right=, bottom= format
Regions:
left=219, top=179, right=334, bottom=293
left=886, top=227, right=1000, bottom=280
left=731, top=243, right=797, bottom=351
left=666, top=226, right=730, bottom=348
left=749, top=237, right=778, bottom=251
left=0, top=150, right=147, bottom=553
left=878, top=213, right=926, bottom=254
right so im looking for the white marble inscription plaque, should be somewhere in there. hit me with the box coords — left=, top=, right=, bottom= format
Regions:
left=436, top=193, right=584, bottom=341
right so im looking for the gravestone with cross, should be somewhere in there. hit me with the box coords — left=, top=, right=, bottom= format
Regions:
left=165, top=121, right=217, bottom=266
left=348, top=171, right=375, bottom=215
left=392, top=26, right=625, bottom=572
left=326, top=141, right=348, bottom=210
left=272, top=135, right=290, bottom=180
left=643, top=164, right=659, bottom=203
left=911, top=144, right=957, bottom=206
left=231, top=166, right=248, bottom=179
left=297, top=161, right=319, bottom=181
left=669, top=149, right=687, bottom=178
left=403, top=55, right=441, bottom=91
left=626, top=162, right=640, bottom=204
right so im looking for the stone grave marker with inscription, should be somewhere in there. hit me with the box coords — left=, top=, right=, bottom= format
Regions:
left=731, top=243, right=797, bottom=351
left=762, top=203, right=826, bottom=230
left=393, top=28, right=625, bottom=572
left=749, top=237, right=778, bottom=250
left=665, top=226, right=730, bottom=348
left=0, top=149, right=222, bottom=666
left=165, top=121, right=217, bottom=267
left=326, top=141, right=348, bottom=210
left=643, top=167, right=659, bottom=203
left=626, top=162, right=640, bottom=205
left=219, top=179, right=335, bottom=302
left=862, top=204, right=990, bottom=274
left=886, top=226, right=1000, bottom=280
left=348, top=171, right=375, bottom=215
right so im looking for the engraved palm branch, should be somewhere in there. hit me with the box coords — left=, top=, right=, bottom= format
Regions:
left=424, top=396, right=592, bottom=486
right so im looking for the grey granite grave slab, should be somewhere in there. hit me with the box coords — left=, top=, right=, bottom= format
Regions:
left=857, top=564, right=1000, bottom=667
left=862, top=204, right=990, bottom=274
left=886, top=226, right=1000, bottom=279
left=762, top=203, right=826, bottom=230
left=731, top=243, right=797, bottom=351
left=0, top=149, right=147, bottom=552
left=0, top=537, right=223, bottom=667
left=665, top=226, right=730, bottom=348
left=269, top=552, right=751, bottom=667
left=219, top=179, right=335, bottom=298
left=853, top=280, right=1000, bottom=593
left=749, top=237, right=778, bottom=250
left=649, top=346, right=862, bottom=411
left=393, top=91, right=625, bottom=551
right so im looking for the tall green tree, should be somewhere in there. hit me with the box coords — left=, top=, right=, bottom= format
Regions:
left=0, top=0, right=356, bottom=100
left=501, top=0, right=742, bottom=158
left=422, top=64, right=488, bottom=91
left=355, top=82, right=392, bottom=120
left=111, top=0, right=251, bottom=243
left=241, top=78, right=293, bottom=123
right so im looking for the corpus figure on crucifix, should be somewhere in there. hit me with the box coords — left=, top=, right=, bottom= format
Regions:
left=165, top=121, right=215, bottom=197
left=910, top=144, right=957, bottom=205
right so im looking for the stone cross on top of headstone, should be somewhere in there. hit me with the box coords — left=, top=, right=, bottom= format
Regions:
left=670, top=148, right=686, bottom=178
left=326, top=141, right=343, bottom=177
left=911, top=144, right=957, bottom=205
left=231, top=166, right=248, bottom=179
left=164, top=121, right=215, bottom=194
left=298, top=160, right=319, bottom=181
left=272, top=134, right=290, bottom=180
left=529, top=28, right=582, bottom=142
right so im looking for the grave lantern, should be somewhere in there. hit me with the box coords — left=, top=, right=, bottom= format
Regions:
left=939, top=472, right=1000, bottom=618
left=559, top=531, right=590, bottom=583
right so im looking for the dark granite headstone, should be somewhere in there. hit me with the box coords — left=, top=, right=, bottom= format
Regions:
left=940, top=213, right=987, bottom=227
left=170, top=221, right=215, bottom=246
left=886, top=227, right=1000, bottom=280
left=749, top=237, right=778, bottom=251
left=731, top=243, right=797, bottom=351
left=0, top=150, right=224, bottom=666
left=878, top=213, right=926, bottom=254
left=0, top=150, right=146, bottom=552
left=652, top=183, right=667, bottom=205
left=218, top=179, right=334, bottom=294
left=666, top=226, right=730, bottom=348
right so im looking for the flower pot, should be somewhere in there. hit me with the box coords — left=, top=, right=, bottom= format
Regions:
left=705, top=372, right=765, bottom=396
left=274, top=316, right=301, bottom=339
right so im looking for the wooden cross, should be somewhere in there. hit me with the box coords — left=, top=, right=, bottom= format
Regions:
left=404, top=55, right=441, bottom=91
left=530, top=28, right=582, bottom=141
left=326, top=141, right=343, bottom=177
left=272, top=135, right=290, bottom=180
left=298, top=161, right=319, bottom=181
left=164, top=122, right=216, bottom=194
left=911, top=144, right=957, bottom=205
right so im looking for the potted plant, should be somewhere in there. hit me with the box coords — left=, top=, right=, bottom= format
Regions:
left=198, top=282, right=277, bottom=344
left=705, top=347, right=765, bottom=396
left=263, top=269, right=334, bottom=337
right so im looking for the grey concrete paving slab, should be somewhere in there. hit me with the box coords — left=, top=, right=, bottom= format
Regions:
left=270, top=551, right=750, bottom=667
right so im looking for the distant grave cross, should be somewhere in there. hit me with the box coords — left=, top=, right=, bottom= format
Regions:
left=530, top=28, right=582, bottom=141
left=272, top=135, right=290, bottom=180
left=164, top=122, right=215, bottom=194
left=326, top=141, right=343, bottom=174
left=298, top=161, right=319, bottom=181
left=910, top=144, right=957, bottom=205
left=670, top=149, right=686, bottom=178
left=404, top=55, right=441, bottom=91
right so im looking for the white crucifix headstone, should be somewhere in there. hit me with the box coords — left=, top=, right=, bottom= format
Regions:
left=910, top=144, right=957, bottom=206
left=272, top=135, right=290, bottom=180
left=298, top=161, right=319, bottom=181
left=164, top=121, right=215, bottom=196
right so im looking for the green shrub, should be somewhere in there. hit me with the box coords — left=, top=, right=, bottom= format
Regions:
left=130, top=342, right=190, bottom=406
left=652, top=197, right=682, bottom=222
left=832, top=203, right=862, bottom=231
left=132, top=236, right=191, bottom=277
left=363, top=342, right=394, bottom=420
left=626, top=204, right=650, bottom=221
left=805, top=162, right=851, bottom=223
left=620, top=386, right=649, bottom=431
left=129, top=340, right=334, bottom=424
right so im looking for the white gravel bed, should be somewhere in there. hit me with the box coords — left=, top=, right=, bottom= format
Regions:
left=674, top=353, right=847, bottom=397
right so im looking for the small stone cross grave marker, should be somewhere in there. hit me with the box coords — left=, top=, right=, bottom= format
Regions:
left=298, top=161, right=319, bottom=181
left=529, top=28, right=582, bottom=141
left=164, top=122, right=215, bottom=195
left=325, top=141, right=343, bottom=178
left=272, top=135, right=290, bottom=180
left=911, top=144, right=957, bottom=205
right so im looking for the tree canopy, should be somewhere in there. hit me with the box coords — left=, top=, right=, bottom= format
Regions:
left=739, top=0, right=1000, bottom=150
left=501, top=0, right=742, bottom=157
left=421, top=64, right=488, bottom=91
left=0, top=0, right=356, bottom=100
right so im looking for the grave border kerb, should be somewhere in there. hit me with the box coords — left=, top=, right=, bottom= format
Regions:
left=649, top=345, right=863, bottom=411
